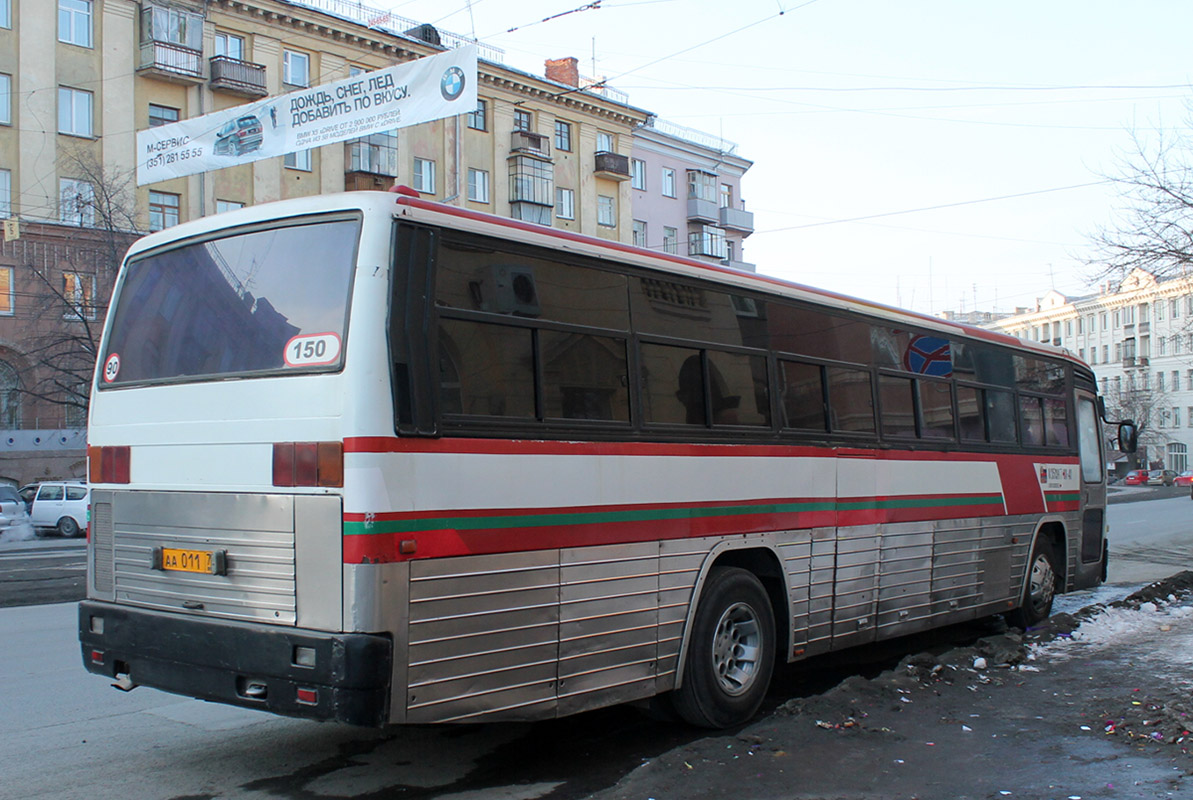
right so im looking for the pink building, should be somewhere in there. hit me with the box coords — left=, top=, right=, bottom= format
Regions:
left=630, top=120, right=754, bottom=270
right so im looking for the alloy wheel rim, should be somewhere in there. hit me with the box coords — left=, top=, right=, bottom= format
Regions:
left=711, top=602, right=762, bottom=696
left=1028, top=553, right=1055, bottom=613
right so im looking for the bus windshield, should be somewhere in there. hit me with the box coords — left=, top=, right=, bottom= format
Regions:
left=100, top=216, right=361, bottom=387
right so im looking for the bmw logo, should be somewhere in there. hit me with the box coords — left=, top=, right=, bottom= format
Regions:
left=441, top=66, right=466, bottom=101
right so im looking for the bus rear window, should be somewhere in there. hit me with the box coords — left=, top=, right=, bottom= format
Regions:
left=100, top=218, right=360, bottom=386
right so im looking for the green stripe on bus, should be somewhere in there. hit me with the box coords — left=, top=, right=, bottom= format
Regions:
left=343, top=494, right=1004, bottom=536
left=1045, top=492, right=1081, bottom=502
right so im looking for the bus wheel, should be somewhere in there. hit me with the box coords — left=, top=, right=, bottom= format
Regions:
left=1007, top=537, right=1057, bottom=629
left=672, top=566, right=775, bottom=729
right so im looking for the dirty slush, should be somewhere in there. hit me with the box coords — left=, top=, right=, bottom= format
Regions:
left=593, top=573, right=1193, bottom=800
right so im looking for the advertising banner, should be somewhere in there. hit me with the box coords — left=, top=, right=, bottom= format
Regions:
left=137, top=46, right=477, bottom=186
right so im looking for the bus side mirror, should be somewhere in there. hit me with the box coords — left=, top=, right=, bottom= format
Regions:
left=1118, top=422, right=1138, bottom=454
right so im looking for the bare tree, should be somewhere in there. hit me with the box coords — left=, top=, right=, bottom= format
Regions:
left=1103, top=380, right=1173, bottom=469
left=19, top=150, right=140, bottom=425
left=1089, top=122, right=1193, bottom=281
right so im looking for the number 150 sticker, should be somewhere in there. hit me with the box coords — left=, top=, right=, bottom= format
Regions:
left=284, top=333, right=342, bottom=367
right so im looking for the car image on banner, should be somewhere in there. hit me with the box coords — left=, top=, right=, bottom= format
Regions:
left=213, top=115, right=263, bottom=157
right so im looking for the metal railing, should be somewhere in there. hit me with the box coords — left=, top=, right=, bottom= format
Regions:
left=139, top=40, right=203, bottom=79
left=287, top=0, right=504, bottom=62
left=645, top=119, right=738, bottom=155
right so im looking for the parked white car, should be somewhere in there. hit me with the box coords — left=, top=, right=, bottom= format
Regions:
left=22, top=481, right=89, bottom=537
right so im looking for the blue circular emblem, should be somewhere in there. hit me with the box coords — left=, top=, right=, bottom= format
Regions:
left=441, top=67, right=466, bottom=101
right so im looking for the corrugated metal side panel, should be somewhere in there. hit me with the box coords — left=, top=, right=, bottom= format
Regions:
left=91, top=499, right=115, bottom=597
left=110, top=492, right=297, bottom=624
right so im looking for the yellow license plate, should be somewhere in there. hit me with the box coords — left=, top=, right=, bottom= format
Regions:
left=160, top=547, right=214, bottom=574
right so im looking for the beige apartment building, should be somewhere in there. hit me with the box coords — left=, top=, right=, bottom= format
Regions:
left=0, top=0, right=656, bottom=484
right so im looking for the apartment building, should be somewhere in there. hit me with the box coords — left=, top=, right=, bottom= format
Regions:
left=0, top=0, right=679, bottom=483
left=988, top=268, right=1193, bottom=472
left=630, top=119, right=754, bottom=270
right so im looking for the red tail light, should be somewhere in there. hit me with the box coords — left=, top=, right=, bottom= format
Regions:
left=88, top=445, right=130, bottom=484
left=273, top=442, right=342, bottom=487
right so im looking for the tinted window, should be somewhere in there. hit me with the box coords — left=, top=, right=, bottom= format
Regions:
left=1044, top=396, right=1070, bottom=447
left=1016, top=356, right=1065, bottom=394
left=631, top=278, right=767, bottom=348
left=919, top=379, right=955, bottom=439
left=780, top=361, right=826, bottom=431
left=66, top=486, right=88, bottom=501
left=437, top=236, right=630, bottom=330
left=987, top=389, right=1017, bottom=442
left=103, top=218, right=359, bottom=385
left=1020, top=395, right=1045, bottom=446
left=957, top=384, right=984, bottom=442
left=540, top=331, right=629, bottom=421
left=438, top=319, right=534, bottom=418
left=641, top=342, right=702, bottom=425
left=827, top=366, right=874, bottom=433
left=0, top=486, right=18, bottom=503
left=768, top=304, right=871, bottom=364
left=879, top=375, right=916, bottom=437
left=707, top=350, right=770, bottom=427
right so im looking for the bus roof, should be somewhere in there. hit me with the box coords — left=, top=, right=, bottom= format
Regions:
left=126, top=189, right=1086, bottom=371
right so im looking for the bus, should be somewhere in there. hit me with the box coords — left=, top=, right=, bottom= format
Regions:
left=79, top=187, right=1134, bottom=729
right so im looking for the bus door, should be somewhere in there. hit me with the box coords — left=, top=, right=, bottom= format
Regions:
left=1075, top=391, right=1108, bottom=579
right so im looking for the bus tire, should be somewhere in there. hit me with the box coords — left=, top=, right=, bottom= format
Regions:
left=1007, top=536, right=1058, bottom=629
left=672, top=566, right=775, bottom=729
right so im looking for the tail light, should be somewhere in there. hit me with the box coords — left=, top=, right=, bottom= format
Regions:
left=88, top=446, right=130, bottom=484
left=273, top=442, right=343, bottom=487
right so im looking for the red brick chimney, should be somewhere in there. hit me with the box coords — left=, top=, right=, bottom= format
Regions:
left=545, top=57, right=579, bottom=88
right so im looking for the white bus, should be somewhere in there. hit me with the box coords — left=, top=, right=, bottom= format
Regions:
left=80, top=188, right=1131, bottom=728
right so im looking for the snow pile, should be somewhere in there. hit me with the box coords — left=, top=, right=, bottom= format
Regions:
left=1032, top=594, right=1193, bottom=676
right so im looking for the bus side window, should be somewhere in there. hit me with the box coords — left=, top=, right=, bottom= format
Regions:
left=1020, top=395, right=1045, bottom=446
left=957, top=384, right=985, bottom=442
left=826, top=366, right=875, bottom=434
left=986, top=389, right=1017, bottom=442
left=780, top=360, right=827, bottom=432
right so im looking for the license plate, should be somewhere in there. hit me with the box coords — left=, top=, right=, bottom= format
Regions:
left=157, top=547, right=223, bottom=575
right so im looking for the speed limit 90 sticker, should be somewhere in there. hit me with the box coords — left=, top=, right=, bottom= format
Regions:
left=284, top=333, right=342, bottom=367
left=103, top=353, right=120, bottom=383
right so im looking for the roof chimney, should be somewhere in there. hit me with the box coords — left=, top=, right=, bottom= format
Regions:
left=545, top=57, right=579, bottom=88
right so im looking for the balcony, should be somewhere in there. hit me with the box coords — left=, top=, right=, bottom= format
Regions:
left=719, top=205, right=754, bottom=235
left=138, top=41, right=203, bottom=83
left=687, top=197, right=718, bottom=223
left=594, top=151, right=630, bottom=180
left=510, top=130, right=550, bottom=158
left=209, top=55, right=268, bottom=98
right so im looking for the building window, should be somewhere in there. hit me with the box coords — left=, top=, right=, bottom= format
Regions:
left=283, top=50, right=310, bottom=87
left=510, top=156, right=553, bottom=211
left=1174, top=371, right=1180, bottom=391
left=1158, top=372, right=1165, bottom=391
left=662, top=226, right=678, bottom=254
left=632, top=220, right=646, bottom=248
left=689, top=225, right=728, bottom=259
left=688, top=170, right=716, bottom=202
left=0, top=73, right=9, bottom=126
left=59, top=0, right=92, bottom=47
left=467, top=99, right=487, bottom=131
left=1175, top=408, right=1182, bottom=429
left=720, top=183, right=733, bottom=208
left=631, top=159, right=646, bottom=190
left=554, top=120, right=572, bottom=152
left=413, top=157, right=436, bottom=194
left=555, top=187, right=574, bottom=220
left=284, top=149, right=312, bottom=171
left=1160, top=337, right=1168, bottom=356
left=0, top=0, right=9, bottom=28
left=141, top=4, right=201, bottom=48
left=349, top=131, right=397, bottom=175
left=1172, top=298, right=1180, bottom=318
left=0, top=361, right=19, bottom=428
left=0, top=169, right=9, bottom=218
left=215, top=200, right=243, bottom=214
left=513, top=109, right=533, bottom=132
left=1188, top=406, right=1193, bottom=428
left=661, top=167, right=676, bottom=198
left=148, top=190, right=180, bottom=231
left=467, top=168, right=489, bottom=203
left=63, top=271, right=96, bottom=320
left=58, top=87, right=93, bottom=137
left=597, top=195, right=615, bottom=227
left=596, top=131, right=614, bottom=152
left=0, top=266, right=12, bottom=315
left=148, top=103, right=179, bottom=128
left=59, top=178, right=94, bottom=226
left=214, top=31, right=245, bottom=60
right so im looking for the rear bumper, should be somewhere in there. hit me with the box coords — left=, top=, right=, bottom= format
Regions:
left=79, top=601, right=392, bottom=727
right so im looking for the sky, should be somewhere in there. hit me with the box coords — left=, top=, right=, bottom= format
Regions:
left=376, top=0, right=1193, bottom=317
